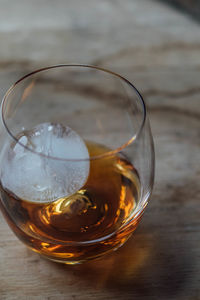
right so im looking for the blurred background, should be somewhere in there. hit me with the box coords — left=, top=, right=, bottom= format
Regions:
left=161, top=0, right=200, bottom=21
left=0, top=1, right=199, bottom=300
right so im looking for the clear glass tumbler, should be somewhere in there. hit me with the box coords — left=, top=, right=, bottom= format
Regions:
left=0, top=65, right=154, bottom=264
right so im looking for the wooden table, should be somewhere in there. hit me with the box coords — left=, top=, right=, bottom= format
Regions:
left=0, top=1, right=199, bottom=299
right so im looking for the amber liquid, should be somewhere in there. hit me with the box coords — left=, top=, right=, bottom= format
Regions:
left=0, top=142, right=141, bottom=263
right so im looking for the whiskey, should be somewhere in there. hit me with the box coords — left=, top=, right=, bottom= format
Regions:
left=0, top=141, right=141, bottom=264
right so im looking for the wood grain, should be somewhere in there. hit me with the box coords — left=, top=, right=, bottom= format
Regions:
left=0, top=0, right=200, bottom=299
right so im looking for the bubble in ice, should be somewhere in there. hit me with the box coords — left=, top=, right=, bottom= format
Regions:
left=0, top=123, right=90, bottom=203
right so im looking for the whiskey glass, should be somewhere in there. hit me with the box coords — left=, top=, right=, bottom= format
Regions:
left=0, top=65, right=154, bottom=264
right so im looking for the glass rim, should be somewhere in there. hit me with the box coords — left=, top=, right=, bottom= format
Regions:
left=1, top=64, right=146, bottom=162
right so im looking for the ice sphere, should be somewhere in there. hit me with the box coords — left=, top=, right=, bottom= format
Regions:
left=1, top=123, right=90, bottom=203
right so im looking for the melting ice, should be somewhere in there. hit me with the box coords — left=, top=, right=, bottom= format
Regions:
left=1, top=123, right=90, bottom=203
